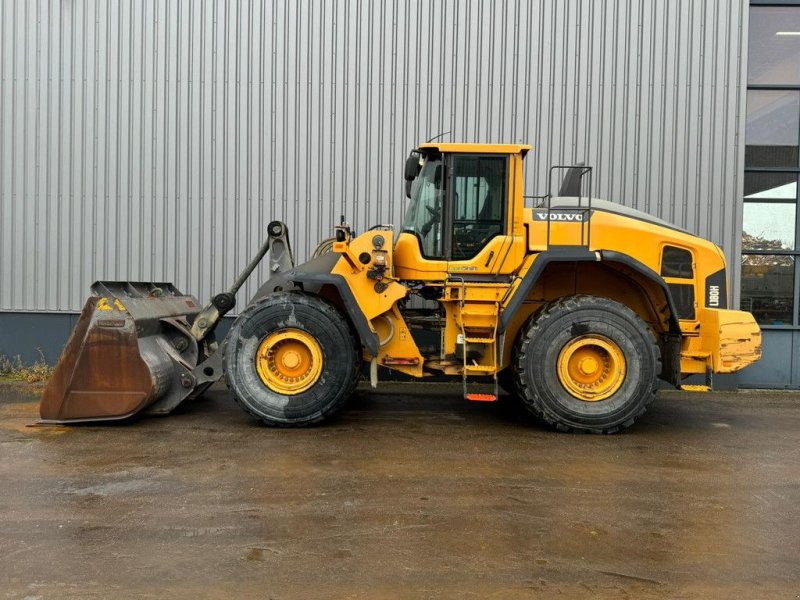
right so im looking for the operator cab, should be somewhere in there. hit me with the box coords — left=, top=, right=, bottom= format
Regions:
left=394, top=143, right=530, bottom=281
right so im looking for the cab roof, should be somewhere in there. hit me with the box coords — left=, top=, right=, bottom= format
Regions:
left=417, top=142, right=532, bottom=156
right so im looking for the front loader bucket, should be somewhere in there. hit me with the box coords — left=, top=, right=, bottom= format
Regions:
left=40, top=282, right=209, bottom=424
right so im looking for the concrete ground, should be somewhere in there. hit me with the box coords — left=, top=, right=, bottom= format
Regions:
left=1, top=382, right=799, bottom=599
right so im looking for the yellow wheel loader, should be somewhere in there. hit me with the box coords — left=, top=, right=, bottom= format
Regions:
left=40, top=143, right=762, bottom=433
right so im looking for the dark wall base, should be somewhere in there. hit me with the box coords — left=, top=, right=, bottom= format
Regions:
left=0, top=312, right=234, bottom=365
left=0, top=313, right=81, bottom=364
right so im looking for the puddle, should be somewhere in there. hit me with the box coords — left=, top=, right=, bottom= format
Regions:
left=0, top=399, right=68, bottom=436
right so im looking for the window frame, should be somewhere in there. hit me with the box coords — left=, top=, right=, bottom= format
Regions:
left=742, top=170, right=800, bottom=330
left=743, top=1, right=800, bottom=328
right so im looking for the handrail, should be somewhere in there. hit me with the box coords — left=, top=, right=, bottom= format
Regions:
left=540, top=165, right=594, bottom=249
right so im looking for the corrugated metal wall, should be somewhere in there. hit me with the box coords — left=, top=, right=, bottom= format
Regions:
left=0, top=0, right=748, bottom=313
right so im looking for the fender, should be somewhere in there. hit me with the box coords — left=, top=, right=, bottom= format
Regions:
left=600, top=250, right=681, bottom=335
left=498, top=247, right=681, bottom=335
left=284, top=271, right=380, bottom=356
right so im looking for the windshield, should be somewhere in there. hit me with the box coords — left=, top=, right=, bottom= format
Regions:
left=402, top=157, right=444, bottom=258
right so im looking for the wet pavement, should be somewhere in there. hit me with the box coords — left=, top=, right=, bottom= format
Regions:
left=1, top=382, right=799, bottom=599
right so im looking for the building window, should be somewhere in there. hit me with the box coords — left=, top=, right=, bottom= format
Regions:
left=743, top=3, right=800, bottom=326
left=745, top=90, right=799, bottom=167
left=748, top=6, right=800, bottom=86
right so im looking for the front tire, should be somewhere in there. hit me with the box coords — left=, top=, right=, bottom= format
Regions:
left=514, top=295, right=660, bottom=434
left=223, top=292, right=359, bottom=426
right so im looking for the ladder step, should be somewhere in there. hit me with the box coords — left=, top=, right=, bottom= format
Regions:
left=460, top=314, right=498, bottom=322
left=464, top=365, right=496, bottom=373
left=465, top=393, right=497, bottom=402
left=681, top=384, right=711, bottom=392
left=464, top=337, right=495, bottom=343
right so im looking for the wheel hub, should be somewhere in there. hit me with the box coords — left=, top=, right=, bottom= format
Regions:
left=578, top=356, right=599, bottom=376
left=281, top=350, right=301, bottom=369
left=255, top=328, right=323, bottom=395
left=557, top=334, right=626, bottom=401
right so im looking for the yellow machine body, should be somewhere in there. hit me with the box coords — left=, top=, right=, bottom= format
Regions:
left=330, top=142, right=761, bottom=385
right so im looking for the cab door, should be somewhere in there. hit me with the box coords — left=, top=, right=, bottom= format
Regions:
left=445, top=154, right=516, bottom=276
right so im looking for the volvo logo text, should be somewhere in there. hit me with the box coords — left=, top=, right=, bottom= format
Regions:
left=533, top=211, right=589, bottom=222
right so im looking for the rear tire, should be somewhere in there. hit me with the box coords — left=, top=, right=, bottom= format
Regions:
left=223, top=292, right=359, bottom=427
left=514, top=295, right=660, bottom=434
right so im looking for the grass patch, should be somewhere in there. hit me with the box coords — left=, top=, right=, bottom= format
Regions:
left=0, top=350, right=54, bottom=384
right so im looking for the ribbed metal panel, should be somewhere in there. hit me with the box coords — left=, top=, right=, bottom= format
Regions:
left=0, top=0, right=748, bottom=312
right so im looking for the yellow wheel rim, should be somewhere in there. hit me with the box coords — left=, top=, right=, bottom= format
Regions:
left=557, top=335, right=626, bottom=402
left=255, top=328, right=323, bottom=395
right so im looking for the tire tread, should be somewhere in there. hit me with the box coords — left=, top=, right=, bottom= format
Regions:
left=512, top=294, right=661, bottom=434
left=222, top=292, right=360, bottom=427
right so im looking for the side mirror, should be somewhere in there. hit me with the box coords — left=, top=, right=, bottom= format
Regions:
left=404, top=153, right=421, bottom=199
left=404, top=152, right=421, bottom=181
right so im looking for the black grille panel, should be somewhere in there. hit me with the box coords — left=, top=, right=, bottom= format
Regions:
left=661, top=246, right=694, bottom=279
left=668, top=283, right=696, bottom=320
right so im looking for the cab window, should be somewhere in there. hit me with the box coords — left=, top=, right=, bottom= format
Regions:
left=402, top=157, right=445, bottom=258
left=451, top=156, right=506, bottom=261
